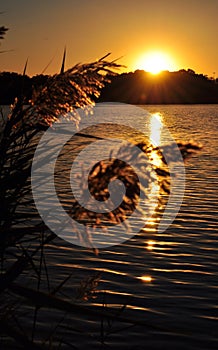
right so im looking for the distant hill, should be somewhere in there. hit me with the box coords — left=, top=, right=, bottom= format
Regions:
left=99, top=69, right=218, bottom=104
left=0, top=69, right=218, bottom=105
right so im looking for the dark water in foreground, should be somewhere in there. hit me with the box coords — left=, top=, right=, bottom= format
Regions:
left=37, top=104, right=217, bottom=350
left=5, top=105, right=218, bottom=349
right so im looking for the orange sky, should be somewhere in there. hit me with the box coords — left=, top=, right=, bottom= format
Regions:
left=0, top=0, right=217, bottom=77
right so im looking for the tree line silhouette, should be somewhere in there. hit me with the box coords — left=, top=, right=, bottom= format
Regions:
left=0, top=69, right=217, bottom=105
left=99, top=69, right=218, bottom=104
left=0, top=72, right=48, bottom=104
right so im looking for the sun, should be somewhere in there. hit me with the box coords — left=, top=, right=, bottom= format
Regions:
left=135, top=51, right=176, bottom=74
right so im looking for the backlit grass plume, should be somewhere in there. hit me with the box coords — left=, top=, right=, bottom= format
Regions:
left=0, top=53, right=121, bottom=244
left=0, top=46, right=202, bottom=348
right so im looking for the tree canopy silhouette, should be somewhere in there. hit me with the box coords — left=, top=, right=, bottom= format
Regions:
left=99, top=69, right=218, bottom=104
left=0, top=69, right=217, bottom=105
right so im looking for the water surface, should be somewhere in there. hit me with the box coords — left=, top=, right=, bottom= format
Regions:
left=3, top=104, right=218, bottom=349
left=40, top=104, right=218, bottom=349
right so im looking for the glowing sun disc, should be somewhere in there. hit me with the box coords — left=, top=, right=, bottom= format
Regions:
left=136, top=52, right=175, bottom=74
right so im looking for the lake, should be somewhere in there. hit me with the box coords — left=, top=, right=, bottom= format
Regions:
left=2, top=104, right=218, bottom=349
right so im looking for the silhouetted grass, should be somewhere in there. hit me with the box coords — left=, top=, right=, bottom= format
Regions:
left=0, top=54, right=124, bottom=348
left=0, top=52, right=202, bottom=349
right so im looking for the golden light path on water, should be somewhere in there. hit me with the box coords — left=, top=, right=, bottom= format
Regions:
left=150, top=112, right=162, bottom=146
left=139, top=112, right=163, bottom=283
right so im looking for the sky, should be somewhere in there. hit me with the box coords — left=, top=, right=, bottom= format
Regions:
left=0, top=0, right=217, bottom=77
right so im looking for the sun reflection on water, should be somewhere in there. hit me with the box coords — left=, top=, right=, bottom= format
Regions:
left=146, top=240, right=156, bottom=250
left=149, top=112, right=162, bottom=146
left=138, top=275, right=153, bottom=283
left=148, top=112, right=164, bottom=170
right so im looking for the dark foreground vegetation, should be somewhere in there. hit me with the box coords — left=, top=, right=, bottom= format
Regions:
left=0, top=26, right=202, bottom=349
left=0, top=68, right=218, bottom=105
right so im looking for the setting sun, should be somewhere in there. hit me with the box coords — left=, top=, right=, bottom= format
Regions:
left=135, top=51, right=176, bottom=74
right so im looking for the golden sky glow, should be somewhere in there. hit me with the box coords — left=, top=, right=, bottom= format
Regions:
left=0, top=0, right=217, bottom=77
